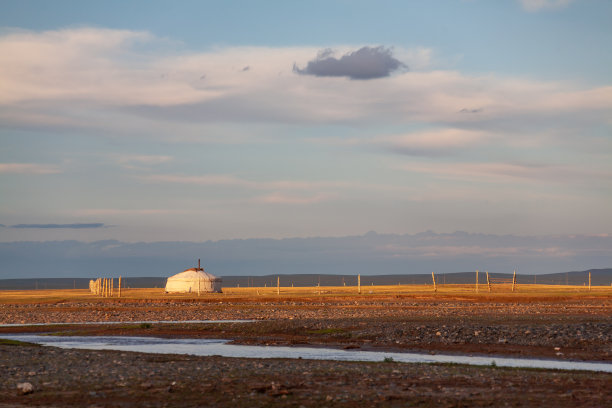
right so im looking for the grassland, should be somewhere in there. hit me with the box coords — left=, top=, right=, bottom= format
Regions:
left=1, top=283, right=610, bottom=304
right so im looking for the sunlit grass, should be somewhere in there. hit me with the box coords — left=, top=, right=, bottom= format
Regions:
left=0, top=283, right=610, bottom=304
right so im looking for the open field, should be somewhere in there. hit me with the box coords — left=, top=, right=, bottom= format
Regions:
left=1, top=286, right=610, bottom=406
left=1, top=283, right=611, bottom=303
left=1, top=285, right=610, bottom=360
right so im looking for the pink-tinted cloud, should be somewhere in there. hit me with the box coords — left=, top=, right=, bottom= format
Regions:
left=254, top=192, right=335, bottom=205
left=0, top=163, right=61, bottom=174
left=519, top=0, right=574, bottom=12
left=399, top=162, right=611, bottom=184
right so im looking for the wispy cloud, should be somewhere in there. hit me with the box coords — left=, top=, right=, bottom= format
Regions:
left=10, top=223, right=106, bottom=229
left=137, top=173, right=349, bottom=205
left=254, top=192, right=336, bottom=205
left=0, top=163, right=61, bottom=174
left=376, top=128, right=489, bottom=156
left=399, top=162, right=611, bottom=184
left=73, top=209, right=186, bottom=217
left=139, top=173, right=351, bottom=191
left=519, top=0, right=574, bottom=12
left=116, top=155, right=173, bottom=165
left=114, top=155, right=174, bottom=170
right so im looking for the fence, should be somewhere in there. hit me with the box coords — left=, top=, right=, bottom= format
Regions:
left=89, top=277, right=122, bottom=297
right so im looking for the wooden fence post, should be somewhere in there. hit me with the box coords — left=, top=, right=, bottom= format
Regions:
left=432, top=272, right=437, bottom=292
left=512, top=270, right=516, bottom=292
left=589, top=271, right=591, bottom=291
left=486, top=271, right=491, bottom=292
left=476, top=270, right=479, bottom=293
left=358, top=274, right=361, bottom=294
left=277, top=276, right=280, bottom=295
left=118, top=276, right=122, bottom=298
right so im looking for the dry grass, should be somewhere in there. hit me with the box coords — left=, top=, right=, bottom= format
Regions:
left=1, top=283, right=610, bottom=304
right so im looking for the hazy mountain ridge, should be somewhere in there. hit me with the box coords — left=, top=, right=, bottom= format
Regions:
left=1, top=231, right=611, bottom=278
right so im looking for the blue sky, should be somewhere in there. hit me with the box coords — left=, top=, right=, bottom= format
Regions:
left=1, top=0, right=611, bottom=245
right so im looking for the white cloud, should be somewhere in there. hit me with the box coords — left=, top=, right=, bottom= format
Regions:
left=114, top=155, right=174, bottom=170
left=74, top=208, right=187, bottom=216
left=376, top=128, right=489, bottom=156
left=116, top=155, right=173, bottom=165
left=1, top=27, right=610, bottom=133
left=519, top=0, right=574, bottom=12
left=254, top=192, right=335, bottom=205
left=137, top=173, right=351, bottom=205
left=0, top=163, right=61, bottom=174
left=399, top=161, right=611, bottom=185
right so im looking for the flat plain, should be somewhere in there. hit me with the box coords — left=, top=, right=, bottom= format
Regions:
left=1, top=284, right=610, bottom=407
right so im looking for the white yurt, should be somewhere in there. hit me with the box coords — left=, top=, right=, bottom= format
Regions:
left=165, top=260, right=222, bottom=293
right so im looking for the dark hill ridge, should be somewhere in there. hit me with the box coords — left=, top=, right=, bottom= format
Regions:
left=0, top=269, right=610, bottom=290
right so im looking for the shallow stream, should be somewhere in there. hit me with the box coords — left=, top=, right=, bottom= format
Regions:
left=2, top=334, right=611, bottom=373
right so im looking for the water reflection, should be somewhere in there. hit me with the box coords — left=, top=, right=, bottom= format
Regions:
left=2, top=334, right=611, bottom=373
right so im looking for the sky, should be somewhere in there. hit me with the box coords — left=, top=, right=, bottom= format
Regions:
left=1, top=0, right=611, bottom=248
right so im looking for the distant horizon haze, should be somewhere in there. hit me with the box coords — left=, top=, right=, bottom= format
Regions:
left=1, top=231, right=610, bottom=279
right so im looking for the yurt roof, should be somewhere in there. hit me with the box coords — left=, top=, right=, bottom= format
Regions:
left=168, top=268, right=221, bottom=281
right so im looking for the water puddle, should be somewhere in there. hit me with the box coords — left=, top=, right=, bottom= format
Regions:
left=2, top=334, right=611, bottom=373
left=0, top=320, right=254, bottom=327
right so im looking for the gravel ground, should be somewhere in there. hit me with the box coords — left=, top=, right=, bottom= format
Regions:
left=1, top=342, right=610, bottom=407
left=1, top=295, right=611, bottom=407
left=1, top=297, right=610, bottom=361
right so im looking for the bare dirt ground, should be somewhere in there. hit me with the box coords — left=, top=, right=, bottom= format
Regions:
left=0, top=286, right=610, bottom=406
left=1, top=341, right=610, bottom=408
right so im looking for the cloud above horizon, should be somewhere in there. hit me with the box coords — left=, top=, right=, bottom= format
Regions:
left=9, top=223, right=106, bottom=229
left=0, top=26, right=610, bottom=242
left=519, top=0, right=574, bottom=12
left=0, top=163, right=61, bottom=174
left=293, top=46, right=406, bottom=80
left=1, top=27, right=610, bottom=132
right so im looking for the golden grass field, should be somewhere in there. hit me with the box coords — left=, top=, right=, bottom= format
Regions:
left=1, top=283, right=611, bottom=304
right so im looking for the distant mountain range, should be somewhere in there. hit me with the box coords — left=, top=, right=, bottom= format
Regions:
left=1, top=232, right=611, bottom=279
left=1, top=269, right=610, bottom=290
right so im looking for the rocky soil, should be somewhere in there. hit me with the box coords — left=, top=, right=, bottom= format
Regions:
left=1, top=297, right=610, bottom=361
left=1, top=342, right=610, bottom=407
left=1, top=295, right=611, bottom=406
